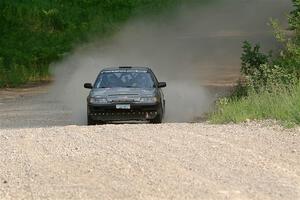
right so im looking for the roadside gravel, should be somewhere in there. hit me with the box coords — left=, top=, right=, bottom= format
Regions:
left=0, top=123, right=299, bottom=200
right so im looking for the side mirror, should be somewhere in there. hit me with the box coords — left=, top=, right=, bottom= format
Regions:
left=84, top=83, right=93, bottom=89
left=158, top=82, right=167, bottom=88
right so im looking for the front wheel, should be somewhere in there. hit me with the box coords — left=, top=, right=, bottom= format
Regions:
left=150, top=114, right=163, bottom=124
left=150, top=105, right=163, bottom=124
left=87, top=116, right=96, bottom=126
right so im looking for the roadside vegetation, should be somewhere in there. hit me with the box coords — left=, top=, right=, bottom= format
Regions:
left=211, top=0, right=300, bottom=126
left=0, top=0, right=183, bottom=87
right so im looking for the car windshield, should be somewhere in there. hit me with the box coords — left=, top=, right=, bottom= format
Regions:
left=95, top=70, right=155, bottom=88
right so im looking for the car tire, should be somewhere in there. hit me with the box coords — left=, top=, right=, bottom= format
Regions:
left=87, top=116, right=96, bottom=126
left=150, top=105, right=163, bottom=124
left=150, top=114, right=162, bottom=124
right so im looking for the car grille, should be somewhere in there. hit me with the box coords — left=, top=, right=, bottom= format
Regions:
left=88, top=104, right=159, bottom=121
left=89, top=111, right=157, bottom=121
left=107, top=94, right=140, bottom=103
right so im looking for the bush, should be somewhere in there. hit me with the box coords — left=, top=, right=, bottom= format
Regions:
left=210, top=0, right=300, bottom=125
left=289, top=0, right=300, bottom=30
left=0, top=58, right=5, bottom=87
left=240, top=41, right=270, bottom=92
left=237, top=0, right=300, bottom=93
left=241, top=41, right=270, bottom=78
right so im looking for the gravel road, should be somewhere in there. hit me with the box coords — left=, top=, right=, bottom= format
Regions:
left=0, top=86, right=299, bottom=199
left=0, top=123, right=299, bottom=200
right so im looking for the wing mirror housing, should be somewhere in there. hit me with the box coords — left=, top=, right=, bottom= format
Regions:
left=158, top=82, right=167, bottom=88
left=84, top=83, right=93, bottom=89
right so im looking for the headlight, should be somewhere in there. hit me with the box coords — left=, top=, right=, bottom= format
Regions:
left=140, top=96, right=157, bottom=103
left=89, top=97, right=108, bottom=104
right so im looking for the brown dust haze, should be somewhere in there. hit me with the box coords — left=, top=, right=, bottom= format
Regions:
left=50, top=0, right=292, bottom=124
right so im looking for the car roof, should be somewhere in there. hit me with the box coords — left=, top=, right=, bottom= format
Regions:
left=100, top=66, right=152, bottom=72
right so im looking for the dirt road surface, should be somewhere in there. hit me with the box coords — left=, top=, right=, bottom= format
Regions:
left=0, top=123, right=299, bottom=200
left=0, top=85, right=72, bottom=129
left=0, top=86, right=299, bottom=199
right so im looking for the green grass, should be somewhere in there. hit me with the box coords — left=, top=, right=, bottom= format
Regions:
left=0, top=0, right=188, bottom=87
left=210, top=84, right=300, bottom=126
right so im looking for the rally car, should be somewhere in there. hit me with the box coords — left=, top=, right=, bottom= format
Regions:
left=84, top=66, right=166, bottom=125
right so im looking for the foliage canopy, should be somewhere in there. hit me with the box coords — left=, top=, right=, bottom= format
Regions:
left=0, top=0, right=181, bottom=87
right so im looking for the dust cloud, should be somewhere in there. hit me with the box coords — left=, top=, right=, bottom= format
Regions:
left=49, top=0, right=292, bottom=124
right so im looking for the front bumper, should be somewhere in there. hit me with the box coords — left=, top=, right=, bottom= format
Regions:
left=88, top=103, right=161, bottom=121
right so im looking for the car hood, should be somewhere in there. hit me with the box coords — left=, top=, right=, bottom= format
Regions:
left=90, top=87, right=156, bottom=98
